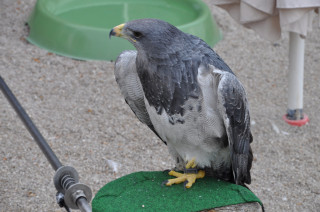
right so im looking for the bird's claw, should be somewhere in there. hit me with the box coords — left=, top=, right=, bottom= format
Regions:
left=162, top=169, right=171, bottom=174
left=164, top=170, right=205, bottom=188
left=161, top=180, right=169, bottom=187
left=183, top=180, right=189, bottom=190
left=163, top=158, right=205, bottom=188
left=185, top=158, right=197, bottom=169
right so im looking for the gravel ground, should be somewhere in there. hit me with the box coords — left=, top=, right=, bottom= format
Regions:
left=1, top=0, right=319, bottom=211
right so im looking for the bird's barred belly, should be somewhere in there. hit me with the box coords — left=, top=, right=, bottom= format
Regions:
left=145, top=98, right=230, bottom=168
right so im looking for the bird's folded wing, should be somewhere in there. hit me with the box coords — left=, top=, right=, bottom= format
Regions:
left=214, top=67, right=253, bottom=185
left=114, top=50, right=166, bottom=144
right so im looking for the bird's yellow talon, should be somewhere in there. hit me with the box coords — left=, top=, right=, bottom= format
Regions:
left=185, top=158, right=196, bottom=169
left=168, top=170, right=183, bottom=177
left=197, top=169, right=206, bottom=178
left=165, top=169, right=205, bottom=188
left=166, top=176, right=187, bottom=186
left=165, top=158, right=205, bottom=188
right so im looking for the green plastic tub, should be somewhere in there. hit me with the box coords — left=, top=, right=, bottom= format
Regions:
left=27, top=0, right=222, bottom=61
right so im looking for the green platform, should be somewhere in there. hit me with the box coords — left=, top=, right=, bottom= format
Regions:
left=27, top=0, right=222, bottom=61
left=92, top=171, right=262, bottom=212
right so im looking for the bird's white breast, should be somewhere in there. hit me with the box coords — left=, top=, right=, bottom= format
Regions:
left=144, top=65, right=230, bottom=168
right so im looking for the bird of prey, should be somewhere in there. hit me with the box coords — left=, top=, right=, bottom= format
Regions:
left=109, top=19, right=253, bottom=188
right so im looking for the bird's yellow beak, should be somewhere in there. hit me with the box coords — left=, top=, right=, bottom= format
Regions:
left=109, top=23, right=125, bottom=38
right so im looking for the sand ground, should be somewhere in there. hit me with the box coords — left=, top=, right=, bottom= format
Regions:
left=1, top=0, right=320, bottom=211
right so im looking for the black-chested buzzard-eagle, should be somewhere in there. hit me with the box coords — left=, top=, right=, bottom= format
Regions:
left=109, top=19, right=253, bottom=188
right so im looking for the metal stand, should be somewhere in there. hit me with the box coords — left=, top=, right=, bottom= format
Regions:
left=0, top=76, right=92, bottom=211
left=283, top=32, right=309, bottom=126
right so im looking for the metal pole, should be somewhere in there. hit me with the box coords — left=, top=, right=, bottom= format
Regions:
left=0, top=75, right=62, bottom=170
left=283, top=32, right=309, bottom=126
left=287, top=32, right=304, bottom=114
left=77, top=197, right=92, bottom=212
left=0, top=75, right=92, bottom=211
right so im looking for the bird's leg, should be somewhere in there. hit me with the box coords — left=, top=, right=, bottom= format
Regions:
left=164, top=158, right=205, bottom=188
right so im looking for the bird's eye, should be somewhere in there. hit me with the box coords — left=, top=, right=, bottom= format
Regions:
left=133, top=31, right=142, bottom=38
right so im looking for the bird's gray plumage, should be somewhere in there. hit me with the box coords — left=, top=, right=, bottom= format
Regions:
left=112, top=19, right=253, bottom=185
left=114, top=50, right=165, bottom=144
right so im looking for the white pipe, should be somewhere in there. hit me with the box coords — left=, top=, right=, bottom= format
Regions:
left=287, top=32, right=305, bottom=110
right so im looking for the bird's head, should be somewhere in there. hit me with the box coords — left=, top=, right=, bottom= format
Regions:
left=109, top=19, right=183, bottom=54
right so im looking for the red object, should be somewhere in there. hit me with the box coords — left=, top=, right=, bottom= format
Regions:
left=283, top=114, right=309, bottom=126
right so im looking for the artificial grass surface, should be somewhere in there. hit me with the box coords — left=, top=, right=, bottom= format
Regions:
left=92, top=171, right=262, bottom=212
